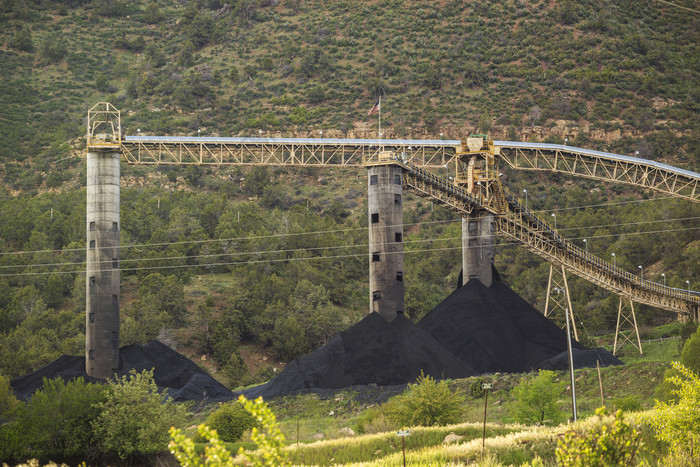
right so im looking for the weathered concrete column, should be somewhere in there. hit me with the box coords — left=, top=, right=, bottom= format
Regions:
left=368, top=165, right=404, bottom=321
left=86, top=150, right=120, bottom=378
left=462, top=214, right=495, bottom=287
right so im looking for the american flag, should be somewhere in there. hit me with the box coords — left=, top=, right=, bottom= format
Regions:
left=367, top=99, right=380, bottom=116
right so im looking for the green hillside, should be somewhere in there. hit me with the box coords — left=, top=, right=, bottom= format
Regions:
left=0, top=0, right=698, bottom=383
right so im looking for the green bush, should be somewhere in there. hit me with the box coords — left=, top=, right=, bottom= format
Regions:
left=4, top=377, right=107, bottom=461
left=651, top=362, right=700, bottom=463
left=0, top=373, right=18, bottom=421
left=556, top=407, right=641, bottom=467
left=469, top=377, right=486, bottom=399
left=92, top=369, right=188, bottom=459
left=385, top=373, right=464, bottom=427
left=203, top=402, right=258, bottom=443
left=610, top=395, right=642, bottom=412
left=511, top=370, right=566, bottom=425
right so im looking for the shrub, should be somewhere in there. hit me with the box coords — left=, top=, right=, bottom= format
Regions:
left=511, top=370, right=566, bottom=425
left=610, top=395, right=642, bottom=412
left=469, top=377, right=486, bottom=399
left=5, top=377, right=106, bottom=461
left=385, top=373, right=464, bottom=427
left=679, top=324, right=700, bottom=374
left=203, top=402, right=257, bottom=443
left=651, top=362, right=700, bottom=463
left=556, top=407, right=641, bottom=467
left=169, top=395, right=289, bottom=466
left=92, top=369, right=188, bottom=459
left=11, top=27, right=34, bottom=52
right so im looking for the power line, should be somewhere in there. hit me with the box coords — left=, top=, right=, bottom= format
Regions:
left=1, top=193, right=694, bottom=257
left=1, top=226, right=696, bottom=278
left=654, top=0, right=700, bottom=14
left=1, top=217, right=697, bottom=271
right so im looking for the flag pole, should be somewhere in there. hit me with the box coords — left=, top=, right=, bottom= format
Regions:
left=378, top=95, right=382, bottom=149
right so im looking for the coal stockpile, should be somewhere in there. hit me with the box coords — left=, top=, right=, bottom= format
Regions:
left=244, top=312, right=476, bottom=399
left=11, top=340, right=233, bottom=402
left=538, top=348, right=624, bottom=371
left=418, top=277, right=586, bottom=374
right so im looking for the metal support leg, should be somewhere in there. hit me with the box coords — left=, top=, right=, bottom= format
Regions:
left=613, top=297, right=643, bottom=355
left=544, top=263, right=578, bottom=341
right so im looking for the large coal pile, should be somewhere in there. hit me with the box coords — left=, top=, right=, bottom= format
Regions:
left=245, top=312, right=476, bottom=399
left=418, top=278, right=586, bottom=374
left=538, top=348, right=623, bottom=371
left=11, top=340, right=233, bottom=402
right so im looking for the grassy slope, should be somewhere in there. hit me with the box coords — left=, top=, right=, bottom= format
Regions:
left=184, top=338, right=680, bottom=465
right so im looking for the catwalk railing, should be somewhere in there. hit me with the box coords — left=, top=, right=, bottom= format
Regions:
left=396, top=157, right=700, bottom=318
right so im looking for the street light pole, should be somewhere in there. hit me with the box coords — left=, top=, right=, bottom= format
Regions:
left=523, top=189, right=528, bottom=206
left=638, top=265, right=643, bottom=280
left=551, top=213, right=557, bottom=230
left=583, top=238, right=587, bottom=254
left=661, top=273, right=666, bottom=287
left=611, top=253, right=616, bottom=268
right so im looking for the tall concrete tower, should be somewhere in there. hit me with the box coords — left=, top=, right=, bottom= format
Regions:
left=85, top=103, right=121, bottom=378
left=367, top=165, right=404, bottom=321
left=462, top=214, right=495, bottom=286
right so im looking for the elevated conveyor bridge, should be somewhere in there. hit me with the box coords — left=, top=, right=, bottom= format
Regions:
left=121, top=136, right=699, bottom=202
left=394, top=157, right=699, bottom=320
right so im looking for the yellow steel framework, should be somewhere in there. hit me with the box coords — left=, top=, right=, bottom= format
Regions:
left=121, top=138, right=454, bottom=167
left=497, top=144, right=698, bottom=202
left=87, top=102, right=121, bottom=151
left=394, top=157, right=700, bottom=320
left=613, top=297, right=643, bottom=355
left=544, top=263, right=579, bottom=341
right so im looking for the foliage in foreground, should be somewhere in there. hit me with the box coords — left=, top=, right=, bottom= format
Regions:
left=0, top=377, right=106, bottom=461
left=169, top=395, right=288, bottom=466
left=385, top=373, right=465, bottom=427
left=512, top=370, right=567, bottom=425
left=0, top=370, right=187, bottom=463
left=200, top=401, right=258, bottom=443
left=556, top=407, right=641, bottom=466
left=93, top=369, right=188, bottom=459
left=651, top=362, right=700, bottom=464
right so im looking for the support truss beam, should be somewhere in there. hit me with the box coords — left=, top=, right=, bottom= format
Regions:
left=497, top=144, right=698, bottom=202
left=613, top=297, right=643, bottom=355
left=398, top=159, right=700, bottom=317
left=544, top=263, right=579, bottom=341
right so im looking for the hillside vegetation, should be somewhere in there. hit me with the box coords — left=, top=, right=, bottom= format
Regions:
left=0, top=0, right=698, bottom=383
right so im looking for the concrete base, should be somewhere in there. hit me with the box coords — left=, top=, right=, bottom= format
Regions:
left=462, top=214, right=495, bottom=287
left=368, top=166, right=404, bottom=321
left=86, top=151, right=120, bottom=378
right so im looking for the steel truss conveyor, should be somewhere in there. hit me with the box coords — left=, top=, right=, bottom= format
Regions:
left=121, top=136, right=699, bottom=202
left=396, top=157, right=700, bottom=320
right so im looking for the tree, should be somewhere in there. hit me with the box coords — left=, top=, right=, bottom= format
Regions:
left=6, top=377, right=106, bottom=460
left=92, top=369, right=187, bottom=459
left=511, top=370, right=566, bottom=425
left=386, top=373, right=464, bottom=427
left=39, top=34, right=67, bottom=62
left=0, top=373, right=18, bottom=421
left=651, top=362, right=700, bottom=463
left=142, top=1, right=164, bottom=23
left=11, top=27, right=33, bottom=52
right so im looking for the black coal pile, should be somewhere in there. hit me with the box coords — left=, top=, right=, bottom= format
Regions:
left=418, top=277, right=586, bottom=374
left=538, top=347, right=623, bottom=371
left=11, top=340, right=233, bottom=402
left=244, top=312, right=476, bottom=399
